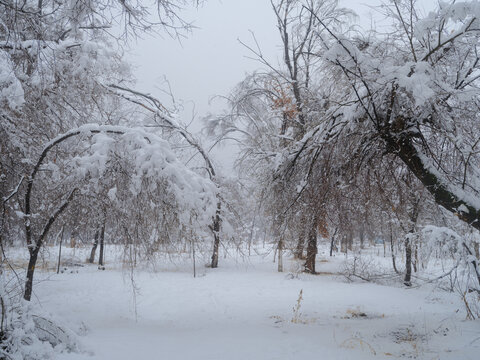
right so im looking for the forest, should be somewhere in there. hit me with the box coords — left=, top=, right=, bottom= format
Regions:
left=0, top=0, right=479, bottom=359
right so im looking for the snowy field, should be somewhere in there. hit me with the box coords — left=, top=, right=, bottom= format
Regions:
left=5, top=245, right=480, bottom=360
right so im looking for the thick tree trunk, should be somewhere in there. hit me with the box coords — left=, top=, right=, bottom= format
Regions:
left=304, top=222, right=317, bottom=274
left=384, top=130, right=480, bottom=231
left=404, top=237, right=412, bottom=286
left=24, top=248, right=40, bottom=301
left=98, top=224, right=105, bottom=266
left=88, top=230, right=99, bottom=264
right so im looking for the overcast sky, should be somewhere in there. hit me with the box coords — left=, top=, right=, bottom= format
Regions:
left=127, top=0, right=435, bottom=171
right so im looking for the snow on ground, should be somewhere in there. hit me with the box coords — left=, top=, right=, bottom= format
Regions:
left=7, top=244, right=480, bottom=359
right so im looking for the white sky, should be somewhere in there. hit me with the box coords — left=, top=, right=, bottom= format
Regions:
left=128, top=0, right=280, bottom=124
left=127, top=0, right=435, bottom=171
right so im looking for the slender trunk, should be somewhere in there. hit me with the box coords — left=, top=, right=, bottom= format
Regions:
left=23, top=189, right=76, bottom=300
left=88, top=230, right=99, bottom=263
left=24, top=248, right=40, bottom=301
left=210, top=204, right=221, bottom=268
left=474, top=242, right=479, bottom=260
left=340, top=234, right=347, bottom=253
left=295, top=230, right=305, bottom=259
left=192, top=237, right=196, bottom=278
left=462, top=242, right=480, bottom=289
left=304, top=222, right=317, bottom=274
left=56, top=226, right=64, bottom=274
left=210, top=230, right=220, bottom=268
left=413, top=244, right=418, bottom=273
left=98, top=223, right=105, bottom=266
left=329, top=228, right=338, bottom=257
left=359, top=227, right=365, bottom=249
left=404, top=237, right=412, bottom=286
left=390, top=231, right=399, bottom=274
left=277, top=239, right=283, bottom=272
left=405, top=198, right=419, bottom=286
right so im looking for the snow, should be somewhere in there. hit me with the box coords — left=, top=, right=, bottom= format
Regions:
left=10, top=245, right=478, bottom=360
left=0, top=50, right=24, bottom=109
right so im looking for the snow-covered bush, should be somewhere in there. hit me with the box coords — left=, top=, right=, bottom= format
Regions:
left=418, top=225, right=480, bottom=318
left=0, top=275, right=80, bottom=360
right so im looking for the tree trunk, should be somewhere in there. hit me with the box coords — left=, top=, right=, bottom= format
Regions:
left=404, top=237, right=412, bottom=286
left=210, top=205, right=221, bottom=268
left=295, top=231, right=305, bottom=259
left=474, top=242, right=479, bottom=260
left=88, top=230, right=99, bottom=263
left=329, top=227, right=338, bottom=257
left=330, top=236, right=335, bottom=257
left=390, top=232, right=399, bottom=274
left=304, top=222, right=317, bottom=274
left=277, top=238, right=283, bottom=272
left=359, top=226, right=365, bottom=249
left=347, top=230, right=353, bottom=251
left=462, top=242, right=480, bottom=289
left=98, top=223, right=105, bottom=266
left=340, top=234, right=347, bottom=253
left=384, top=130, right=480, bottom=231
left=57, top=226, right=64, bottom=274
left=413, top=244, right=418, bottom=273
left=24, top=248, right=40, bottom=301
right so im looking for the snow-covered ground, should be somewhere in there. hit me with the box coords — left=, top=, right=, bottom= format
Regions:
left=7, top=245, right=480, bottom=360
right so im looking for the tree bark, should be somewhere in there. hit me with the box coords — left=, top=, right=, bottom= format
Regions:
left=383, top=129, right=480, bottom=231
left=98, top=223, right=105, bottom=266
left=347, top=230, right=353, bottom=251
left=88, top=230, right=99, bottom=263
left=329, top=227, right=338, bottom=257
left=359, top=225, right=365, bottom=249
left=24, top=189, right=76, bottom=301
left=404, top=237, right=412, bottom=286
left=277, top=238, right=283, bottom=272
left=210, top=204, right=221, bottom=268
left=304, top=221, right=317, bottom=274
left=24, top=247, right=40, bottom=301
left=295, top=229, right=305, bottom=259
left=56, top=226, right=64, bottom=274
left=413, top=244, right=418, bottom=273
left=390, top=232, right=399, bottom=274
left=340, top=234, right=347, bottom=253
left=462, top=242, right=480, bottom=289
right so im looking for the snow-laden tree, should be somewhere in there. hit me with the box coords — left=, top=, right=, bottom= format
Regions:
left=207, top=0, right=352, bottom=272
left=301, top=0, right=480, bottom=230
left=0, top=0, right=214, bottom=304
left=278, top=0, right=480, bottom=286
left=20, top=124, right=217, bottom=300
